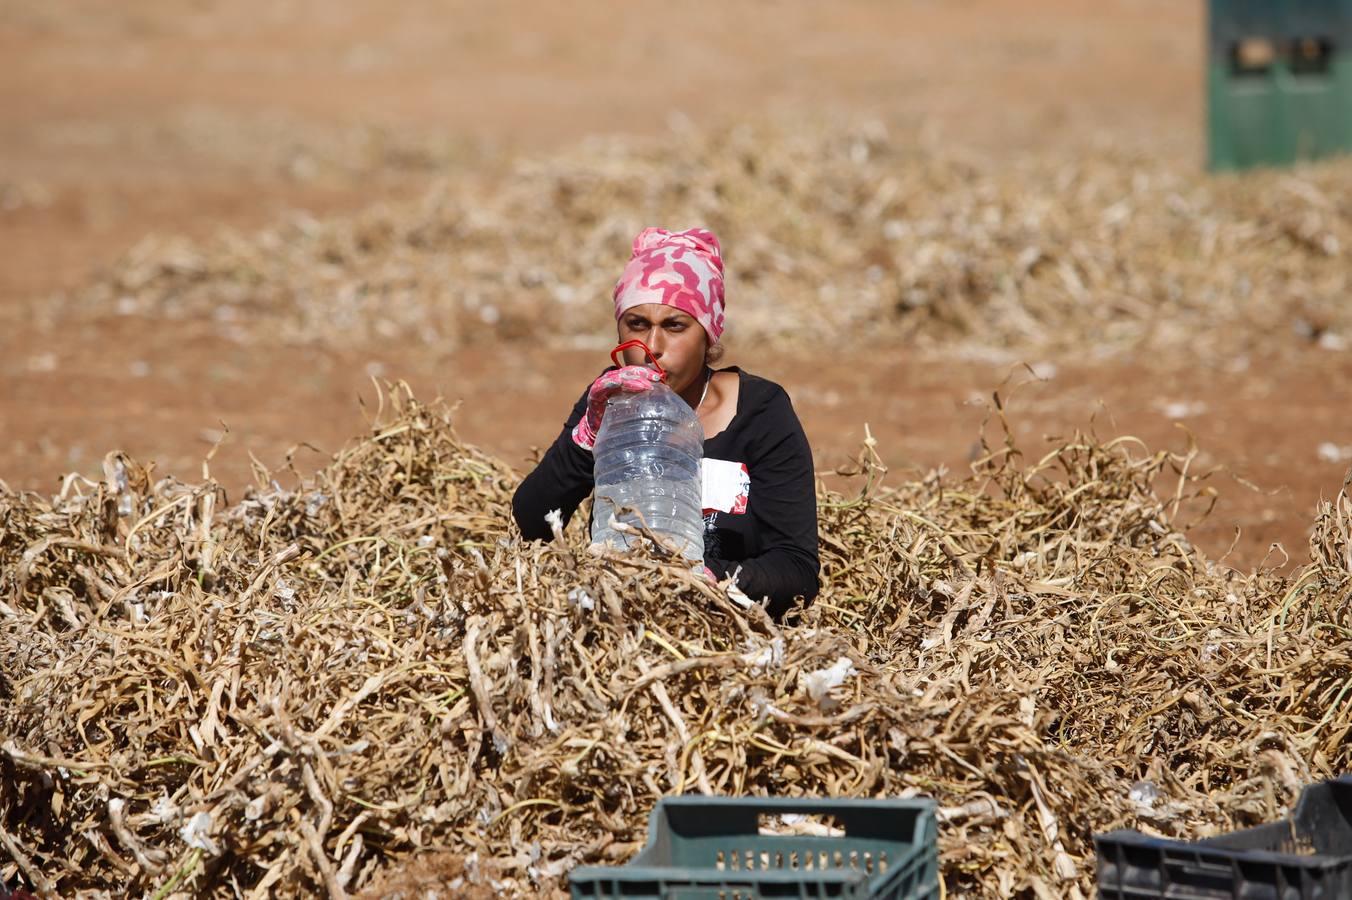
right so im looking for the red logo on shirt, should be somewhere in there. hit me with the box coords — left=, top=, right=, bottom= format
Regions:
left=703, top=459, right=750, bottom=516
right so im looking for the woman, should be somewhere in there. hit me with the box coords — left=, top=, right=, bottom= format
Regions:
left=512, top=227, right=819, bottom=618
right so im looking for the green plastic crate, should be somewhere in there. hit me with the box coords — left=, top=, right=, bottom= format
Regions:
left=1208, top=0, right=1352, bottom=170
left=569, top=796, right=939, bottom=900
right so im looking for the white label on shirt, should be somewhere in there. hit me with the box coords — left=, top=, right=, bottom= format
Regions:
left=702, top=458, right=750, bottom=515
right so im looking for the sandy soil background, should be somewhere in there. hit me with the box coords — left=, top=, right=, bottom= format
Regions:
left=2, top=0, right=1347, bottom=568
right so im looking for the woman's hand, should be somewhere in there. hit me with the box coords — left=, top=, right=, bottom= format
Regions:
left=571, top=366, right=662, bottom=450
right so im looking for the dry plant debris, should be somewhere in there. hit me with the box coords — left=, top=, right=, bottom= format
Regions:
left=3, top=386, right=1351, bottom=898
left=45, top=118, right=1352, bottom=362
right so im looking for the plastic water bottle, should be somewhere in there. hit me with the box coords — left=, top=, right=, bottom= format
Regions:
left=591, top=376, right=705, bottom=564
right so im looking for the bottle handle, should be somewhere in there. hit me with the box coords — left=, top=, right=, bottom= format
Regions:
left=610, top=340, right=668, bottom=382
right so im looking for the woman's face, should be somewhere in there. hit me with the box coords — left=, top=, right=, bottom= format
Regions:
left=617, top=303, right=709, bottom=393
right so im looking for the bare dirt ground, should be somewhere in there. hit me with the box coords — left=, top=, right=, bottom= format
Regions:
left=3, top=0, right=1350, bottom=568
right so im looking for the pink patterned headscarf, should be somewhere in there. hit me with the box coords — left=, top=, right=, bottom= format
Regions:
left=613, top=227, right=726, bottom=343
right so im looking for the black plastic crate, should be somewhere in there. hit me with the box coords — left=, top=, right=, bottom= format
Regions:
left=570, top=796, right=939, bottom=899
left=1095, top=775, right=1352, bottom=899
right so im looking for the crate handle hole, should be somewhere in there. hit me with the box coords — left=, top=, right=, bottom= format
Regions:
left=757, top=813, right=846, bottom=837
left=1230, top=37, right=1275, bottom=76
left=1290, top=36, right=1333, bottom=76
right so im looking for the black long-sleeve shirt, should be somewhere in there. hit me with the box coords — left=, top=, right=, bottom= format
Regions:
left=512, top=367, right=820, bottom=617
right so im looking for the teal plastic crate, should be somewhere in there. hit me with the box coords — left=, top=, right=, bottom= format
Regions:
left=569, top=796, right=940, bottom=900
left=1208, top=0, right=1352, bottom=170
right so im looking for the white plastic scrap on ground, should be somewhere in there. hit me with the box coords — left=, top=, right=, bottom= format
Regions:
left=1128, top=780, right=1160, bottom=812
left=180, top=810, right=219, bottom=855
left=799, top=656, right=857, bottom=709
left=1154, top=399, right=1208, bottom=420
left=151, top=793, right=179, bottom=825
left=1317, top=442, right=1352, bottom=463
left=1026, top=360, right=1058, bottom=381
left=741, top=637, right=785, bottom=675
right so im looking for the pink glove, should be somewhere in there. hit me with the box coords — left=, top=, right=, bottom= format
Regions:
left=571, top=366, right=662, bottom=450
